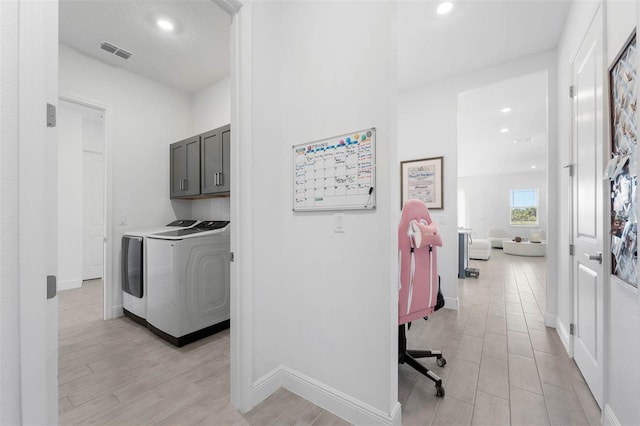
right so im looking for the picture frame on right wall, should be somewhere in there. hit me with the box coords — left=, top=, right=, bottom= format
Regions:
left=400, top=156, right=443, bottom=210
left=608, top=31, right=638, bottom=287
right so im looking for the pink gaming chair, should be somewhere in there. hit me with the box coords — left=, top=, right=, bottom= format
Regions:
left=398, top=199, right=446, bottom=397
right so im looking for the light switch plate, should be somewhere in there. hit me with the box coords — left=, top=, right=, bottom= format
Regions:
left=334, top=213, right=344, bottom=233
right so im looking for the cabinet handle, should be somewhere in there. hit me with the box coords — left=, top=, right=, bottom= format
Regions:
left=184, top=179, right=188, bottom=191
left=214, top=172, right=218, bottom=186
left=219, top=172, right=224, bottom=186
left=179, top=179, right=183, bottom=191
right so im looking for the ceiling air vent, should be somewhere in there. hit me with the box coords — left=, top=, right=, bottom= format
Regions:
left=100, top=41, right=118, bottom=54
left=99, top=41, right=133, bottom=60
left=115, top=49, right=132, bottom=60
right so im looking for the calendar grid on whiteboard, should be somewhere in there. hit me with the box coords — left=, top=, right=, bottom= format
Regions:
left=293, top=128, right=376, bottom=211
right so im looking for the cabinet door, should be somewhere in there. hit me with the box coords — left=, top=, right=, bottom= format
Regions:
left=170, top=136, right=200, bottom=198
left=184, top=136, right=201, bottom=197
left=201, top=125, right=230, bottom=195
left=219, top=125, right=231, bottom=193
left=170, top=141, right=186, bottom=198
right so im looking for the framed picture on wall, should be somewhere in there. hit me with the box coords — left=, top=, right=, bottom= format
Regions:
left=400, top=156, right=443, bottom=209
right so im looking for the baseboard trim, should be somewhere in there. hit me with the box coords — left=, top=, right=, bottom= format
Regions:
left=112, top=305, right=123, bottom=319
left=253, top=366, right=401, bottom=425
left=556, top=318, right=571, bottom=355
left=444, top=296, right=459, bottom=310
left=58, top=279, right=82, bottom=291
left=603, top=403, right=620, bottom=426
left=544, top=312, right=557, bottom=328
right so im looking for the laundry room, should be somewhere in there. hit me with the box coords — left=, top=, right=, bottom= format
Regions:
left=57, top=0, right=231, bottom=318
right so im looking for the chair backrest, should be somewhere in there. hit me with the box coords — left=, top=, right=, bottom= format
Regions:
left=398, top=200, right=442, bottom=325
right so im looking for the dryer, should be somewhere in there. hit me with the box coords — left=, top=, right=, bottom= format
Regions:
left=121, top=219, right=198, bottom=324
left=146, top=221, right=230, bottom=346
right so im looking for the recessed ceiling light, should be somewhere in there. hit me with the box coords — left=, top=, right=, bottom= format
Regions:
left=436, top=2, right=454, bottom=15
left=500, top=128, right=509, bottom=133
left=157, top=18, right=175, bottom=32
left=500, top=107, right=512, bottom=113
left=531, top=165, right=537, bottom=169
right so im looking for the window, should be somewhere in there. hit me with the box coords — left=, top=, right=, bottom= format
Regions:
left=510, top=189, right=538, bottom=225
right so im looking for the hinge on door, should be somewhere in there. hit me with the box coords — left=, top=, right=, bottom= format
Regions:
left=569, top=244, right=575, bottom=256
left=564, top=164, right=575, bottom=177
left=47, top=275, right=57, bottom=300
left=230, top=252, right=234, bottom=262
left=46, top=103, right=56, bottom=127
left=569, top=85, right=575, bottom=98
left=570, top=323, right=575, bottom=335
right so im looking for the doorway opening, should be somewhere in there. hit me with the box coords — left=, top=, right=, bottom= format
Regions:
left=456, top=70, right=549, bottom=278
left=57, top=97, right=108, bottom=325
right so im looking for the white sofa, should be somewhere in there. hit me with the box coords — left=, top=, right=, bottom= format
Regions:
left=489, top=229, right=511, bottom=248
left=469, top=238, right=491, bottom=260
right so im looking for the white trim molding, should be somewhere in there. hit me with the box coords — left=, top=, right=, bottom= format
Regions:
left=254, top=367, right=402, bottom=426
left=556, top=318, right=572, bottom=356
left=603, top=404, right=620, bottom=426
left=544, top=311, right=557, bottom=328
left=444, top=296, right=459, bottom=310
left=58, top=279, right=82, bottom=292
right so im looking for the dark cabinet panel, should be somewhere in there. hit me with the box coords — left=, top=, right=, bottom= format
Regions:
left=170, top=135, right=201, bottom=199
left=170, top=125, right=230, bottom=199
left=201, top=124, right=231, bottom=195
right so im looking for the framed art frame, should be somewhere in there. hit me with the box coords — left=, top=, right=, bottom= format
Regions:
left=608, top=31, right=638, bottom=287
left=400, top=156, right=443, bottom=209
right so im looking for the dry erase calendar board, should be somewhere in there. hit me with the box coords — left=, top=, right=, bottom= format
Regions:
left=293, top=128, right=376, bottom=211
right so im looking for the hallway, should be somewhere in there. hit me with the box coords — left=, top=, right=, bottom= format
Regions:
left=59, top=250, right=601, bottom=425
left=399, top=250, right=601, bottom=425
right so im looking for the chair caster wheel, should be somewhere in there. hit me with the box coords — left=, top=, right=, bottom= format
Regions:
left=435, top=384, right=445, bottom=397
left=437, top=357, right=447, bottom=367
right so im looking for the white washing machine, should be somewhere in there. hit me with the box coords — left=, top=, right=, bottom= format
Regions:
left=146, top=221, right=230, bottom=346
left=121, top=219, right=198, bottom=325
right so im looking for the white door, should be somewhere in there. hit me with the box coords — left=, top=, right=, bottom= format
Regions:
left=571, top=5, right=604, bottom=408
left=17, top=0, right=59, bottom=423
left=83, top=150, right=105, bottom=280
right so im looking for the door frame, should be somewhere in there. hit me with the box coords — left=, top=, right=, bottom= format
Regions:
left=59, top=94, right=114, bottom=320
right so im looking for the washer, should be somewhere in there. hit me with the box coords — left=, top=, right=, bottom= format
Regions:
left=121, top=219, right=198, bottom=325
left=146, top=221, right=230, bottom=347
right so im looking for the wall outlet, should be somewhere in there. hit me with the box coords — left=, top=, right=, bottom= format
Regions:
left=119, top=215, right=127, bottom=226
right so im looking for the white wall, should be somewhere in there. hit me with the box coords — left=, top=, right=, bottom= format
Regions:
left=459, top=170, right=547, bottom=240
left=191, top=76, right=231, bottom=221
left=59, top=44, right=194, bottom=314
left=246, top=2, right=399, bottom=421
left=399, top=50, right=558, bottom=312
left=605, top=1, right=640, bottom=424
left=57, top=105, right=84, bottom=290
left=0, top=0, right=21, bottom=422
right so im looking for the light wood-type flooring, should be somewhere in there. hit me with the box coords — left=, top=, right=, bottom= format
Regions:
left=60, top=249, right=600, bottom=425
left=400, top=249, right=601, bottom=425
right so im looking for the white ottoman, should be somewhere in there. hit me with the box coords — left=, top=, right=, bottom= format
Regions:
left=502, top=241, right=546, bottom=257
left=469, top=238, right=491, bottom=260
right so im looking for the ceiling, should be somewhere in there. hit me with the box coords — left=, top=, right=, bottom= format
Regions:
left=457, top=70, right=548, bottom=177
left=398, top=0, right=571, bottom=91
left=398, top=1, right=569, bottom=179
left=59, top=0, right=231, bottom=94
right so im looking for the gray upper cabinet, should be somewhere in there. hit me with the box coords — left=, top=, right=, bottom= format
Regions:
left=170, top=135, right=201, bottom=198
left=170, top=124, right=230, bottom=199
left=201, top=124, right=230, bottom=195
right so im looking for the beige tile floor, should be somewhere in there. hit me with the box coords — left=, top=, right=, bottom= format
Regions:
left=58, top=280, right=346, bottom=425
left=400, top=250, right=602, bottom=425
left=60, top=249, right=601, bottom=425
